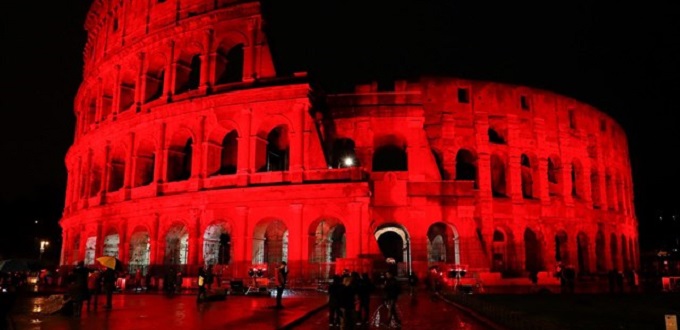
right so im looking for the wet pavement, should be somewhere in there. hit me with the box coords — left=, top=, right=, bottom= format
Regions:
left=6, top=288, right=327, bottom=330
left=289, top=290, right=494, bottom=330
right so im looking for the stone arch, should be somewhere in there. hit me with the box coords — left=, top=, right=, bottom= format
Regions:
left=490, top=153, right=507, bottom=197
left=372, top=134, right=408, bottom=172
left=374, top=223, right=410, bottom=275
left=521, top=153, right=539, bottom=199
left=488, top=126, right=506, bottom=144
left=426, top=222, right=460, bottom=265
left=524, top=227, right=544, bottom=272
left=84, top=233, right=98, bottom=266
left=491, top=227, right=516, bottom=274
left=255, top=124, right=290, bottom=172
left=214, top=34, right=246, bottom=85
left=144, top=52, right=167, bottom=103
left=308, top=217, right=346, bottom=263
left=548, top=155, right=562, bottom=196
left=88, top=159, right=103, bottom=198
left=174, top=42, right=204, bottom=94
left=576, top=231, right=590, bottom=274
left=129, top=226, right=151, bottom=275
left=103, top=227, right=120, bottom=258
left=571, top=158, right=585, bottom=199
left=165, top=222, right=189, bottom=265
left=85, top=90, right=98, bottom=127
left=455, top=148, right=477, bottom=188
left=107, top=144, right=126, bottom=192
left=252, top=219, right=288, bottom=267
left=118, top=67, right=137, bottom=113
left=167, top=128, right=195, bottom=182
left=134, top=138, right=156, bottom=187
left=203, top=221, right=233, bottom=265
left=207, top=123, right=240, bottom=176
left=554, top=230, right=569, bottom=264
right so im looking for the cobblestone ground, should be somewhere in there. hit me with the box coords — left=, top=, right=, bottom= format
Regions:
left=290, top=290, right=492, bottom=330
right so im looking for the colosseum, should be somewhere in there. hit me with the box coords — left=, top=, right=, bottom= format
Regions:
left=59, top=0, right=639, bottom=288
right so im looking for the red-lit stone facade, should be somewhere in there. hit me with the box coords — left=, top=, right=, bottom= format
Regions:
left=60, top=0, right=639, bottom=285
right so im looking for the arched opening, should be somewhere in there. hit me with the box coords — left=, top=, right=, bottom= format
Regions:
left=129, top=230, right=150, bottom=275
left=167, top=136, right=193, bottom=182
left=524, top=228, right=543, bottom=272
left=521, top=154, right=534, bottom=199
left=107, top=147, right=126, bottom=192
left=491, top=229, right=508, bottom=273
left=375, top=225, right=410, bottom=276
left=175, top=54, right=201, bottom=94
left=72, top=234, right=80, bottom=264
left=256, top=125, right=289, bottom=172
left=488, top=127, right=506, bottom=144
left=606, top=173, right=615, bottom=210
left=330, top=138, right=357, bottom=169
left=215, top=43, right=244, bottom=85
left=571, top=160, right=584, bottom=199
left=218, top=131, right=238, bottom=175
left=372, top=145, right=407, bottom=171
left=554, top=231, right=568, bottom=264
left=87, top=97, right=97, bottom=126
left=134, top=139, right=155, bottom=187
left=88, top=163, right=102, bottom=197
left=84, top=236, right=97, bottom=265
left=103, top=232, right=120, bottom=258
left=101, top=84, right=113, bottom=122
left=309, top=218, right=346, bottom=278
left=144, top=54, right=165, bottom=103
left=548, top=157, right=561, bottom=196
left=165, top=224, right=189, bottom=265
left=119, top=69, right=136, bottom=113
left=203, top=223, right=231, bottom=265
left=596, top=229, right=606, bottom=272
left=577, top=232, right=590, bottom=274
left=252, top=220, right=288, bottom=272
left=490, top=154, right=507, bottom=197
left=455, top=148, right=477, bottom=188
left=426, top=223, right=459, bottom=264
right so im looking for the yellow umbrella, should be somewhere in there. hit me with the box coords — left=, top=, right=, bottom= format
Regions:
left=96, top=256, right=123, bottom=271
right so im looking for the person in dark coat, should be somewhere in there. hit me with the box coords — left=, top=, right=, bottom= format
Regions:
left=274, top=261, right=288, bottom=309
left=197, top=267, right=207, bottom=303
left=328, top=275, right=343, bottom=327
left=382, top=271, right=401, bottom=327
left=356, top=272, right=373, bottom=325
left=70, top=261, right=92, bottom=317
left=339, top=275, right=356, bottom=329
left=101, top=267, right=117, bottom=309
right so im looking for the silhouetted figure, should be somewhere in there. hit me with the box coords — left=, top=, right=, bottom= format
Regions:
left=383, top=271, right=401, bottom=327
left=197, top=267, right=207, bottom=302
left=356, top=272, right=373, bottom=325
left=328, top=275, right=343, bottom=327
left=101, top=267, right=117, bottom=309
left=275, top=261, right=288, bottom=309
left=339, top=276, right=356, bottom=329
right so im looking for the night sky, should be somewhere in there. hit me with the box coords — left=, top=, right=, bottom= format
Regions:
left=1, top=1, right=677, bottom=260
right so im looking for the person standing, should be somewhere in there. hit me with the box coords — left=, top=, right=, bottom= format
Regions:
left=383, top=271, right=401, bottom=327
left=206, top=265, right=214, bottom=291
left=275, top=261, right=288, bottom=309
left=197, top=267, right=207, bottom=303
left=102, top=267, right=117, bottom=310
left=328, top=275, right=343, bottom=327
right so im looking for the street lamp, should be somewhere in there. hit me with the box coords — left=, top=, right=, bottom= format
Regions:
left=39, top=240, right=50, bottom=260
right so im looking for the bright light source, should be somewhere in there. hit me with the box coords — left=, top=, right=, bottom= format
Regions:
left=343, top=157, right=354, bottom=167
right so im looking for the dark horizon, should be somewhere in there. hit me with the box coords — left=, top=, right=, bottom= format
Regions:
left=1, top=1, right=678, bottom=260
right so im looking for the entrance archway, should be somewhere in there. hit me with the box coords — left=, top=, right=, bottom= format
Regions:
left=374, top=225, right=410, bottom=275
